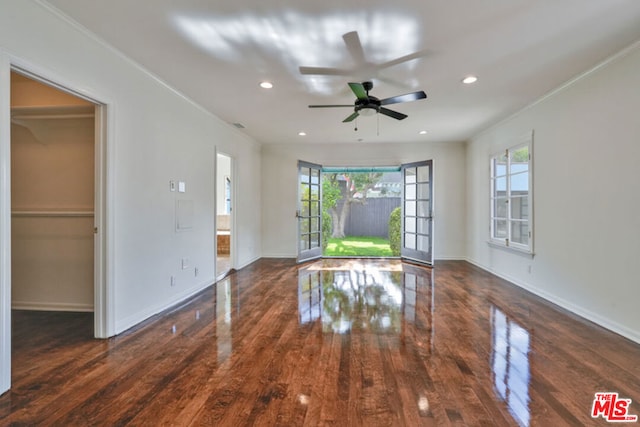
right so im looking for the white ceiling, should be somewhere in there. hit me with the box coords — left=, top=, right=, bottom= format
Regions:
left=44, top=0, right=640, bottom=145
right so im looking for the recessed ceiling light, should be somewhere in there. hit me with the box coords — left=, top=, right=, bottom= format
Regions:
left=462, top=76, right=478, bottom=84
left=419, top=130, right=428, bottom=135
left=260, top=81, right=273, bottom=89
left=298, top=131, right=307, bottom=136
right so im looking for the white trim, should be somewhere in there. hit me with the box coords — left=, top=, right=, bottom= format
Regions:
left=465, top=257, right=640, bottom=345
left=0, top=51, right=12, bottom=396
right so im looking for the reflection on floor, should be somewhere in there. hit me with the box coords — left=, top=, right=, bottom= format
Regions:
left=2, top=259, right=640, bottom=426
left=216, top=255, right=231, bottom=278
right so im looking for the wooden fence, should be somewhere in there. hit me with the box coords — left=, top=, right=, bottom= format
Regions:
left=339, top=197, right=401, bottom=238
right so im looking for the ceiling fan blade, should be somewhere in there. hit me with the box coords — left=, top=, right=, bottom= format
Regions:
left=379, top=107, right=407, bottom=120
left=309, top=104, right=353, bottom=108
left=348, top=82, right=368, bottom=100
left=343, top=111, right=360, bottom=122
left=380, top=91, right=427, bottom=105
left=299, top=66, right=351, bottom=76
left=343, top=31, right=367, bottom=65
left=377, top=50, right=429, bottom=70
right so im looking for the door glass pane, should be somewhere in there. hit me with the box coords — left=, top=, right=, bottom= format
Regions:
left=310, top=184, right=320, bottom=200
left=417, top=166, right=429, bottom=183
left=417, top=201, right=429, bottom=217
left=311, top=168, right=320, bottom=184
left=405, top=184, right=416, bottom=200
left=405, top=201, right=416, bottom=217
left=310, top=233, right=320, bottom=248
left=417, top=218, right=429, bottom=234
left=405, top=168, right=416, bottom=184
left=310, top=201, right=319, bottom=216
left=300, top=234, right=309, bottom=251
left=301, top=218, right=310, bottom=233
left=310, top=217, right=319, bottom=232
left=301, top=201, right=310, bottom=216
left=405, top=217, right=416, bottom=233
left=417, top=183, right=429, bottom=200
left=417, top=235, right=429, bottom=251
left=404, top=233, right=416, bottom=250
left=300, top=169, right=310, bottom=183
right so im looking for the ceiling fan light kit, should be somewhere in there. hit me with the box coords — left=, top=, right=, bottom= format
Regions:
left=308, top=80, right=427, bottom=123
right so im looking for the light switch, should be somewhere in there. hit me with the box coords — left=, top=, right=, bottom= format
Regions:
left=170, top=181, right=176, bottom=192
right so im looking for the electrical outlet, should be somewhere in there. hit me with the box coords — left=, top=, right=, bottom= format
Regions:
left=182, top=258, right=189, bottom=270
left=194, top=267, right=199, bottom=277
left=170, top=276, right=176, bottom=287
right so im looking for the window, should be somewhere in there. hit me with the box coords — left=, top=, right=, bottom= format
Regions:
left=490, top=135, right=533, bottom=253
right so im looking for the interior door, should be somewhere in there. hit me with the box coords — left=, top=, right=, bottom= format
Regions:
left=401, top=160, right=433, bottom=265
left=297, top=161, right=322, bottom=263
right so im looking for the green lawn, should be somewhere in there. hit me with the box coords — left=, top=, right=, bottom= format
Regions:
left=324, top=236, right=393, bottom=257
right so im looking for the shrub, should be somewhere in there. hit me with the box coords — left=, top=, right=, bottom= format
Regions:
left=389, top=207, right=401, bottom=256
left=322, top=210, right=332, bottom=251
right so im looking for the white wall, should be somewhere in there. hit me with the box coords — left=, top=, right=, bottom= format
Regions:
left=261, top=141, right=466, bottom=259
left=0, top=0, right=263, bottom=393
left=466, top=42, right=640, bottom=343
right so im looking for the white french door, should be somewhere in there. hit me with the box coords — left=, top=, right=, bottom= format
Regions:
left=401, top=160, right=433, bottom=265
left=297, top=161, right=323, bottom=263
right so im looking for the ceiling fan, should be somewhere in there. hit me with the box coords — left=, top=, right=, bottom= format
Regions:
left=308, top=81, right=427, bottom=122
left=299, top=31, right=427, bottom=86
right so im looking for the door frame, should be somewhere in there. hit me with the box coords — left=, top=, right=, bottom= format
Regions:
left=215, top=150, right=235, bottom=279
left=0, top=53, right=114, bottom=394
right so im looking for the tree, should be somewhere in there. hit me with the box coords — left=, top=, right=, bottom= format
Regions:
left=323, top=172, right=383, bottom=238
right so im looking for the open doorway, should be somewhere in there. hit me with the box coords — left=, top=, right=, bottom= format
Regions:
left=297, top=161, right=433, bottom=265
left=10, top=72, right=96, bottom=314
left=216, top=153, right=233, bottom=279
left=5, top=70, right=104, bottom=392
left=322, top=168, right=402, bottom=257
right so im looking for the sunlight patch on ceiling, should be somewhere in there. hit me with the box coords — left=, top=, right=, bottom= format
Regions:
left=173, top=11, right=420, bottom=94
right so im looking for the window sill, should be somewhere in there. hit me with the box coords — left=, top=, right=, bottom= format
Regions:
left=487, top=240, right=535, bottom=258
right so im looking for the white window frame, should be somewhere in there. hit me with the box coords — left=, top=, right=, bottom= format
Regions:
left=490, top=132, right=533, bottom=255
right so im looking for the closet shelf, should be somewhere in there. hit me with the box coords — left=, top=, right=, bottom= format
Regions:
left=11, top=211, right=94, bottom=218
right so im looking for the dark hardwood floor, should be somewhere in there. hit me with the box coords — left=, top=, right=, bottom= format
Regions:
left=1, top=259, right=639, bottom=426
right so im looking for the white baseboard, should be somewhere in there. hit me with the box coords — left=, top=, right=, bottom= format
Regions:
left=115, top=278, right=214, bottom=334
left=464, top=257, right=640, bottom=345
left=12, top=301, right=94, bottom=312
